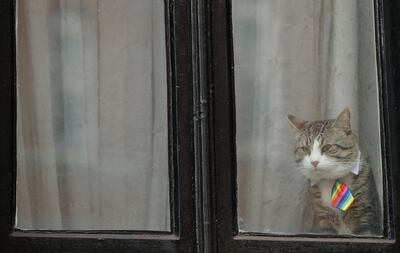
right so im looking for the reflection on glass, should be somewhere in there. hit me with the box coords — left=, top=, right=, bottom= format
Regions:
left=16, top=0, right=169, bottom=231
left=234, top=0, right=383, bottom=236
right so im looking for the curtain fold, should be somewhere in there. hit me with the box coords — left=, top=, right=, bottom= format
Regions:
left=17, top=0, right=169, bottom=231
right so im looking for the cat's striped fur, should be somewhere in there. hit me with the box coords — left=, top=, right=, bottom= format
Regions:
left=288, top=109, right=382, bottom=235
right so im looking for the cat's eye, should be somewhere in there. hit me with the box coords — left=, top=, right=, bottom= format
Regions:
left=301, top=147, right=311, bottom=154
left=321, top=144, right=333, bottom=153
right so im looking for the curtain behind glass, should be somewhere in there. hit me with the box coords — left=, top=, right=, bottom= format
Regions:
left=16, top=0, right=169, bottom=231
left=233, top=0, right=382, bottom=233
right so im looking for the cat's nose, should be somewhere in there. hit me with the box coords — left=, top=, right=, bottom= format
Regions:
left=311, top=161, right=319, bottom=168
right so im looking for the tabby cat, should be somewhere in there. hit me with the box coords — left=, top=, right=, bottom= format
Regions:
left=287, top=108, right=382, bottom=235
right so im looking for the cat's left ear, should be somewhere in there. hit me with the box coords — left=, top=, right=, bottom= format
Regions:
left=334, top=108, right=351, bottom=135
left=287, top=114, right=308, bottom=131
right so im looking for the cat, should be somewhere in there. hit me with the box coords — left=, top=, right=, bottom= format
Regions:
left=287, top=108, right=382, bottom=235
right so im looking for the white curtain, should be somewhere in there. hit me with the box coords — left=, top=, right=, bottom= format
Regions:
left=16, top=0, right=169, bottom=231
left=233, top=0, right=382, bottom=233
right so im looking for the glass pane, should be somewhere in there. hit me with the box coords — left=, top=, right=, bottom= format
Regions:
left=234, top=0, right=383, bottom=236
left=16, top=0, right=170, bottom=231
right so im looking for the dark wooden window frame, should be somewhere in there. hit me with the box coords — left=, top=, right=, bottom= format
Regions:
left=211, top=0, right=400, bottom=252
left=0, top=0, right=203, bottom=252
left=1, top=0, right=400, bottom=252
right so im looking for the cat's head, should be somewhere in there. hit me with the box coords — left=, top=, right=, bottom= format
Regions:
left=287, top=108, right=359, bottom=182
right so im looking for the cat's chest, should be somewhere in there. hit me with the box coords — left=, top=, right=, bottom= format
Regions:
left=317, top=180, right=335, bottom=208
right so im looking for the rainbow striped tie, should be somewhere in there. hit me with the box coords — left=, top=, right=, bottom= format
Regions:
left=331, top=180, right=354, bottom=211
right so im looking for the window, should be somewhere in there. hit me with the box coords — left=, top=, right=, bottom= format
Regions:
left=17, top=0, right=170, bottom=232
left=1, top=0, right=400, bottom=252
left=212, top=0, right=400, bottom=252
left=1, top=1, right=196, bottom=252
left=234, top=0, right=383, bottom=236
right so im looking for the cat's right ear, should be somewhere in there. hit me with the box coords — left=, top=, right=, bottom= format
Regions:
left=287, top=114, right=307, bottom=131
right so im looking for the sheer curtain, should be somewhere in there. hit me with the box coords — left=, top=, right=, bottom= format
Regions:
left=233, top=0, right=382, bottom=233
left=17, top=0, right=169, bottom=231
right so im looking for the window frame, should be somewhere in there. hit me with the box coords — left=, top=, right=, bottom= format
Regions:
left=0, top=0, right=199, bottom=252
left=210, top=0, right=400, bottom=252
left=1, top=0, right=400, bottom=252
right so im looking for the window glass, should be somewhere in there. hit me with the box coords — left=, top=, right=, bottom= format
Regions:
left=16, top=0, right=170, bottom=231
left=234, top=0, right=383, bottom=236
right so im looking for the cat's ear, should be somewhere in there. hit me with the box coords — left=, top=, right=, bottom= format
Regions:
left=287, top=114, right=307, bottom=131
left=334, top=108, right=351, bottom=134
